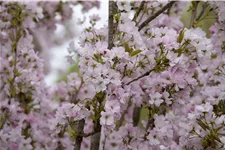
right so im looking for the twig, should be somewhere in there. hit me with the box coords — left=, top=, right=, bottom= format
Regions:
left=90, top=92, right=105, bottom=150
left=116, top=98, right=131, bottom=129
left=121, top=64, right=127, bottom=80
left=145, top=118, right=151, bottom=131
left=9, top=28, right=21, bottom=99
left=124, top=69, right=153, bottom=86
left=79, top=130, right=99, bottom=138
left=102, top=135, right=106, bottom=150
left=72, top=79, right=84, bottom=104
left=138, top=1, right=175, bottom=31
left=189, top=1, right=199, bottom=28
left=0, top=84, right=5, bottom=94
left=145, top=107, right=153, bottom=131
left=132, top=1, right=146, bottom=22
left=136, top=8, right=146, bottom=26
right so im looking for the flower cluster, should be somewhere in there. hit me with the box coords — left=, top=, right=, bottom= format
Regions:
left=0, top=1, right=99, bottom=150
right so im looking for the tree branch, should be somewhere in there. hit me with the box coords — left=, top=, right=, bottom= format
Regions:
left=74, top=119, right=85, bottom=150
left=124, top=69, right=153, bottom=86
left=116, top=98, right=132, bottom=129
left=79, top=130, right=99, bottom=138
left=138, top=1, right=176, bottom=31
left=133, top=106, right=141, bottom=126
left=132, top=1, right=146, bottom=23
left=90, top=120, right=101, bottom=150
left=108, top=1, right=117, bottom=49
left=90, top=92, right=105, bottom=150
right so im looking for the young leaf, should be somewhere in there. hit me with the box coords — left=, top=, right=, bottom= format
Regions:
left=130, top=50, right=142, bottom=57
left=177, top=28, right=185, bottom=43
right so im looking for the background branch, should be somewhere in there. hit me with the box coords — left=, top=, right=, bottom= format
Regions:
left=189, top=1, right=199, bottom=28
left=108, top=1, right=117, bottom=49
left=132, top=1, right=146, bottom=23
left=133, top=106, right=141, bottom=126
left=124, top=69, right=153, bottom=86
left=116, top=98, right=132, bottom=129
left=138, top=1, right=175, bottom=31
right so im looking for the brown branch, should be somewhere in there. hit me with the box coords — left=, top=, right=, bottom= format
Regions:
left=138, top=1, right=176, bottom=31
left=136, top=7, right=146, bottom=26
left=102, top=134, right=107, bottom=150
left=108, top=1, right=117, bottom=49
left=79, top=130, right=99, bottom=138
left=90, top=92, right=105, bottom=150
left=124, top=69, right=153, bottom=86
left=116, top=98, right=132, bottom=129
left=133, top=106, right=141, bottom=126
left=132, top=1, right=146, bottom=22
left=74, top=119, right=85, bottom=150
left=90, top=121, right=101, bottom=150
left=121, top=64, right=127, bottom=80
left=72, top=79, right=84, bottom=104
left=0, top=84, right=5, bottom=94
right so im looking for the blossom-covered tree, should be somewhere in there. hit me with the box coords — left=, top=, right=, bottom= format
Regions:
left=1, top=1, right=225, bottom=150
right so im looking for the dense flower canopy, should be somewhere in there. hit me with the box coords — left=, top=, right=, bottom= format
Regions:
left=0, top=1, right=225, bottom=150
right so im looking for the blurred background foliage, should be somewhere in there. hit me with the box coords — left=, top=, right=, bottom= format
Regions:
left=181, top=1, right=217, bottom=37
left=56, top=62, right=80, bottom=82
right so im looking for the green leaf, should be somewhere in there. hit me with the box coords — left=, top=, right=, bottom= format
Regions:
left=177, top=28, right=185, bottom=43
left=14, top=69, right=22, bottom=76
left=123, top=42, right=132, bottom=53
left=90, top=113, right=96, bottom=121
left=114, top=14, right=120, bottom=22
left=174, top=48, right=183, bottom=56
left=7, top=78, right=13, bottom=83
left=112, top=56, right=118, bottom=69
left=201, top=137, right=209, bottom=148
left=66, top=129, right=78, bottom=140
left=92, top=53, right=103, bottom=64
left=126, top=69, right=132, bottom=78
left=130, top=50, right=142, bottom=57
left=211, top=54, right=217, bottom=59
left=187, top=1, right=197, bottom=12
